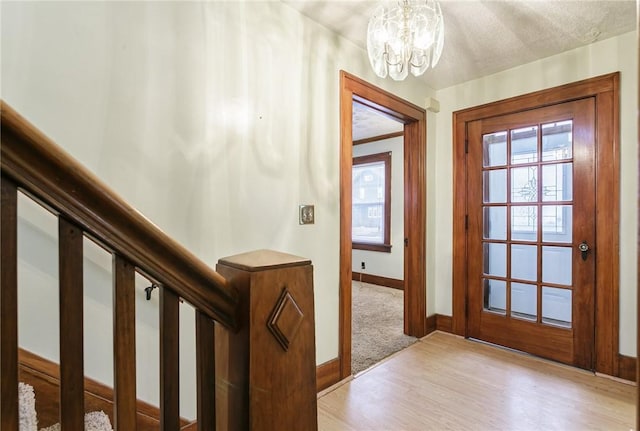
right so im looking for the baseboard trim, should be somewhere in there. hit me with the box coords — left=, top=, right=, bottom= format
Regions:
left=316, top=358, right=341, bottom=392
left=426, top=315, right=437, bottom=334
left=426, top=314, right=453, bottom=336
left=352, top=272, right=404, bottom=290
left=18, top=348, right=192, bottom=429
left=618, top=354, right=637, bottom=382
left=436, top=314, right=453, bottom=333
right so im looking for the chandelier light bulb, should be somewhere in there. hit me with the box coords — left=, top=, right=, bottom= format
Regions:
left=367, top=0, right=445, bottom=81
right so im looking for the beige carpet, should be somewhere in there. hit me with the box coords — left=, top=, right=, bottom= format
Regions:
left=352, top=282, right=417, bottom=374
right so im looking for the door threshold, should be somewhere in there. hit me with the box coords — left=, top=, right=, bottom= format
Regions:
left=466, top=337, right=595, bottom=375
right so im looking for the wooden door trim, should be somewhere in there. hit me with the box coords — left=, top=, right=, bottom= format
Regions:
left=339, top=71, right=427, bottom=379
left=636, top=13, right=639, bottom=429
left=452, top=72, right=620, bottom=376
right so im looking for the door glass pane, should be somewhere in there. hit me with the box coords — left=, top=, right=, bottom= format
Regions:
left=542, top=286, right=572, bottom=328
left=484, top=206, right=506, bottom=240
left=484, top=169, right=507, bottom=203
left=542, top=120, right=572, bottom=162
left=511, top=126, right=538, bottom=164
left=542, top=163, right=572, bottom=201
left=483, top=279, right=506, bottom=314
left=483, top=243, right=506, bottom=277
left=511, top=206, right=537, bottom=241
left=542, top=205, right=572, bottom=243
left=483, top=132, right=507, bottom=167
left=511, top=282, right=537, bottom=321
left=511, top=244, right=537, bottom=281
left=511, top=166, right=537, bottom=202
left=542, top=246, right=572, bottom=285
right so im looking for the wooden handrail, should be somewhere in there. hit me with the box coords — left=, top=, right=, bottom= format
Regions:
left=1, top=101, right=318, bottom=430
left=0, top=101, right=239, bottom=330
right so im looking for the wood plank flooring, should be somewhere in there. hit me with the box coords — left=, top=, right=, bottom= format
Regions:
left=318, top=332, right=635, bottom=430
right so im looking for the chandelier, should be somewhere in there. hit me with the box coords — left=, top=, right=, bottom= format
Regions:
left=366, top=0, right=444, bottom=81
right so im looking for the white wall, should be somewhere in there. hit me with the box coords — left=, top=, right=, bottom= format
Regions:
left=352, top=137, right=404, bottom=280
left=1, top=1, right=434, bottom=418
left=429, top=30, right=638, bottom=356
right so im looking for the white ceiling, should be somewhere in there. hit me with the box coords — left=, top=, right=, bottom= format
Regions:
left=284, top=0, right=637, bottom=140
left=285, top=0, right=636, bottom=90
left=352, top=101, right=403, bottom=140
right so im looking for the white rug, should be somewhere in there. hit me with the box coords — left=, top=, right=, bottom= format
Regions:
left=18, top=382, right=113, bottom=431
left=39, top=411, right=113, bottom=431
left=19, top=383, right=38, bottom=431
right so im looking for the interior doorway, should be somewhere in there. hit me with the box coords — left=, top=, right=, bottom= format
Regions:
left=339, top=71, right=427, bottom=379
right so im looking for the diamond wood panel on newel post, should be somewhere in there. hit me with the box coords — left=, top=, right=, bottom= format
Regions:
left=215, top=250, right=318, bottom=430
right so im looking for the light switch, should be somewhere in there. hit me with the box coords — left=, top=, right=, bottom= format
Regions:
left=299, top=205, right=314, bottom=225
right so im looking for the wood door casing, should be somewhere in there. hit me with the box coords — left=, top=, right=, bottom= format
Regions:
left=467, top=99, right=596, bottom=369
left=452, top=73, right=620, bottom=377
left=339, top=71, right=427, bottom=380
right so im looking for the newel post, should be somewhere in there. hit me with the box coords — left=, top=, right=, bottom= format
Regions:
left=215, top=250, right=318, bottom=430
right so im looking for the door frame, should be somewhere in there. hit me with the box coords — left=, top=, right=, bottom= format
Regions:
left=452, top=72, right=621, bottom=376
left=339, top=71, right=427, bottom=379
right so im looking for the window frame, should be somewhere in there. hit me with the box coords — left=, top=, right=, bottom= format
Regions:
left=352, top=152, right=392, bottom=253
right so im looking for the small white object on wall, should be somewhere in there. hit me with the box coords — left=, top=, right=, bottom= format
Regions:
left=299, top=205, right=315, bottom=225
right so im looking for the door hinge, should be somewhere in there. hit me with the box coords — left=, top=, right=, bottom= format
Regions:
left=465, top=215, right=469, bottom=230
left=465, top=139, right=469, bottom=154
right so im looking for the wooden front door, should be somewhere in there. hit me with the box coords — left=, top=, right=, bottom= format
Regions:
left=466, top=98, right=596, bottom=369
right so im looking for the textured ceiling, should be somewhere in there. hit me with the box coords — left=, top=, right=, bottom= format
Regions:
left=352, top=101, right=404, bottom=141
left=283, top=0, right=636, bottom=140
left=285, top=0, right=637, bottom=141
left=284, top=0, right=636, bottom=90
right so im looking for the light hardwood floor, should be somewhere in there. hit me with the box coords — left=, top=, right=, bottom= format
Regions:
left=318, top=332, right=635, bottom=430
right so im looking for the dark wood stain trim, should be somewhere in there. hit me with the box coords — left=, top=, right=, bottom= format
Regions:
left=617, top=354, right=636, bottom=382
left=316, top=358, right=341, bottom=392
left=112, top=255, right=137, bottom=430
left=0, top=178, right=19, bottom=431
left=426, top=315, right=437, bottom=335
left=352, top=243, right=392, bottom=253
left=0, top=101, right=239, bottom=330
left=181, top=421, right=198, bottom=431
left=160, top=287, right=180, bottom=430
left=594, top=81, right=620, bottom=376
left=426, top=315, right=454, bottom=336
left=195, top=311, right=216, bottom=430
left=339, top=74, right=354, bottom=380
left=353, top=151, right=392, bottom=250
left=340, top=71, right=427, bottom=380
left=58, top=217, right=85, bottom=429
left=353, top=131, right=404, bottom=146
left=352, top=272, right=404, bottom=290
left=436, top=315, right=453, bottom=333
left=17, top=348, right=190, bottom=429
left=452, top=111, right=468, bottom=336
left=637, top=20, right=639, bottom=430
left=403, top=119, right=427, bottom=338
left=451, top=73, right=620, bottom=376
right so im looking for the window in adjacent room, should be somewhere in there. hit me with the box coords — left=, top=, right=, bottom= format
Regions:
left=352, top=152, right=391, bottom=252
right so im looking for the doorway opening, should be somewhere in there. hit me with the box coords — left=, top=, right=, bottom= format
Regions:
left=350, top=102, right=416, bottom=374
left=339, top=71, right=427, bottom=379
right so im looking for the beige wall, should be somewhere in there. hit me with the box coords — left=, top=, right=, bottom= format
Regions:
left=1, top=1, right=434, bottom=418
left=2, top=4, right=636, bottom=418
left=352, top=136, right=405, bottom=280
left=429, top=30, right=638, bottom=356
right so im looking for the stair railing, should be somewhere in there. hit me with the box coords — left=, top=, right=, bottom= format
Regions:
left=0, top=101, right=318, bottom=430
